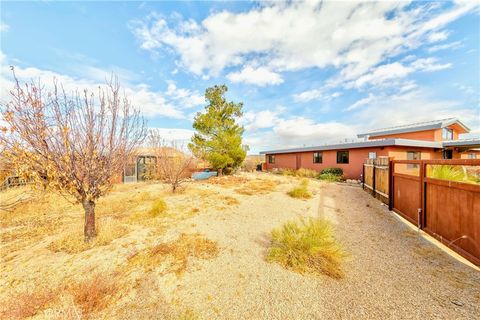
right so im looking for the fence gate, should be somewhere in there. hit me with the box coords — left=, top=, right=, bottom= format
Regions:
left=390, top=159, right=480, bottom=266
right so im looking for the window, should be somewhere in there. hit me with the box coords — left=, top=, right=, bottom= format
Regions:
left=407, top=151, right=421, bottom=169
left=468, top=153, right=477, bottom=159
left=442, top=150, right=453, bottom=159
left=268, top=155, right=275, bottom=164
left=337, top=151, right=349, bottom=164
left=368, top=152, right=377, bottom=159
left=442, top=128, right=453, bottom=140
left=313, top=152, right=323, bottom=163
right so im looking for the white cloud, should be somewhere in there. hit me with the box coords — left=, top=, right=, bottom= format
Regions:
left=353, top=89, right=478, bottom=133
left=427, top=31, right=449, bottom=42
left=0, top=52, right=199, bottom=120
left=345, top=93, right=376, bottom=111
left=293, top=89, right=342, bottom=103
left=0, top=22, right=9, bottom=33
left=227, top=66, right=283, bottom=86
left=131, top=0, right=476, bottom=83
left=410, top=57, right=452, bottom=72
left=148, top=127, right=195, bottom=142
left=428, top=40, right=463, bottom=52
left=343, top=57, right=452, bottom=89
left=241, top=108, right=282, bottom=131
left=165, top=81, right=204, bottom=108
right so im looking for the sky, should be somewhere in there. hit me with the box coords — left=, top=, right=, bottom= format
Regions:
left=0, top=0, right=479, bottom=154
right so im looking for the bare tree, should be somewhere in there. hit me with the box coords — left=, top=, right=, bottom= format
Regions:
left=148, top=130, right=194, bottom=192
left=0, top=68, right=146, bottom=242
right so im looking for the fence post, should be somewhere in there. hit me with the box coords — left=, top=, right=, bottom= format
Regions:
left=388, top=160, right=393, bottom=211
left=362, top=162, right=365, bottom=190
left=418, top=160, right=425, bottom=229
left=372, top=159, right=376, bottom=197
left=420, top=160, right=426, bottom=229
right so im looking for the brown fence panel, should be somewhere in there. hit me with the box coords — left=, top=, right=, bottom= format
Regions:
left=392, top=173, right=421, bottom=225
left=363, top=157, right=389, bottom=204
left=424, top=177, right=480, bottom=266
left=390, top=159, right=480, bottom=266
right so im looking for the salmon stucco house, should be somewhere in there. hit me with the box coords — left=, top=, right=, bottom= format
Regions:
left=260, top=118, right=480, bottom=180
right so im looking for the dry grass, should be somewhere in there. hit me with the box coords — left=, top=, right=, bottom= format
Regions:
left=68, top=273, right=117, bottom=315
left=205, top=175, right=249, bottom=187
left=267, top=217, right=346, bottom=279
left=221, top=195, right=240, bottom=206
left=148, top=198, right=168, bottom=217
left=48, top=218, right=129, bottom=253
left=287, top=179, right=312, bottom=199
left=0, top=286, right=57, bottom=319
left=235, top=179, right=278, bottom=195
left=278, top=168, right=319, bottom=178
left=128, top=233, right=219, bottom=275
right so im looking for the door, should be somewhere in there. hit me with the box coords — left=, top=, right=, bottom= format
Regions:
left=296, top=154, right=302, bottom=170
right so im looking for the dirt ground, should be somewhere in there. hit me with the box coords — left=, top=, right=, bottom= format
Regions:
left=1, top=172, right=479, bottom=319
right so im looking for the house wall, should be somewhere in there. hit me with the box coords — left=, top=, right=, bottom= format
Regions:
left=369, top=129, right=439, bottom=141
left=264, top=146, right=461, bottom=179
left=265, top=147, right=390, bottom=179
left=368, top=125, right=462, bottom=142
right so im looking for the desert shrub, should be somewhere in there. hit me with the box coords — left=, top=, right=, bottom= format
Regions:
left=318, top=173, right=343, bottom=182
left=129, top=233, right=219, bottom=274
left=0, top=287, right=56, bottom=319
left=320, top=168, right=343, bottom=176
left=267, top=217, right=345, bottom=279
left=235, top=179, right=278, bottom=195
left=295, top=168, right=318, bottom=178
left=68, top=273, right=117, bottom=315
left=318, top=168, right=343, bottom=182
left=148, top=198, right=168, bottom=217
left=287, top=180, right=312, bottom=199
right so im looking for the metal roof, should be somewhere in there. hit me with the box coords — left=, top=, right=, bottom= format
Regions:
left=259, top=139, right=442, bottom=155
left=443, top=138, right=480, bottom=147
left=357, top=118, right=470, bottom=138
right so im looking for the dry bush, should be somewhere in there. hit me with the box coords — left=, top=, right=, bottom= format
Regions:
left=147, top=198, right=168, bottom=217
left=128, top=233, right=219, bottom=274
left=151, top=233, right=219, bottom=274
left=68, top=273, right=117, bottom=315
left=221, top=195, right=240, bottom=206
left=287, top=179, right=312, bottom=199
left=235, top=179, right=278, bottom=195
left=0, top=287, right=57, bottom=319
left=267, top=217, right=346, bottom=279
left=48, top=219, right=129, bottom=254
left=206, top=175, right=249, bottom=187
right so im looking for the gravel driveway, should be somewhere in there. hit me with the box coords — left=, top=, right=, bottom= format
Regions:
left=171, top=175, right=480, bottom=319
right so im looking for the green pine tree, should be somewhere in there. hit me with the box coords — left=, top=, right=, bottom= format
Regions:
left=189, top=85, right=248, bottom=175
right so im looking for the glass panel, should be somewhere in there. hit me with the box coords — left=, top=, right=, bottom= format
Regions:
left=427, top=165, right=480, bottom=184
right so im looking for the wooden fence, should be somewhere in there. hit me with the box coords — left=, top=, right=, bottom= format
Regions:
left=390, top=159, right=480, bottom=266
left=362, top=156, right=390, bottom=204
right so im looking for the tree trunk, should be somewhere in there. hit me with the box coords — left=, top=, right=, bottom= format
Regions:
left=82, top=200, right=96, bottom=242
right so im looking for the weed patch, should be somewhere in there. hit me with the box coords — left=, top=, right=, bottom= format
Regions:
left=0, top=287, right=57, bottom=319
left=287, top=180, right=312, bottom=199
left=128, top=233, right=219, bottom=274
left=235, top=179, right=278, bottom=195
left=267, top=217, right=345, bottom=279
left=148, top=198, right=168, bottom=217
left=68, top=273, right=117, bottom=315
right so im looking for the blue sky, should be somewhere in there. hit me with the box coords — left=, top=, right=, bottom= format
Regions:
left=1, top=1, right=479, bottom=153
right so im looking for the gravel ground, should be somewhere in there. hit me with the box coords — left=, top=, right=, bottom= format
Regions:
left=171, top=173, right=480, bottom=319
